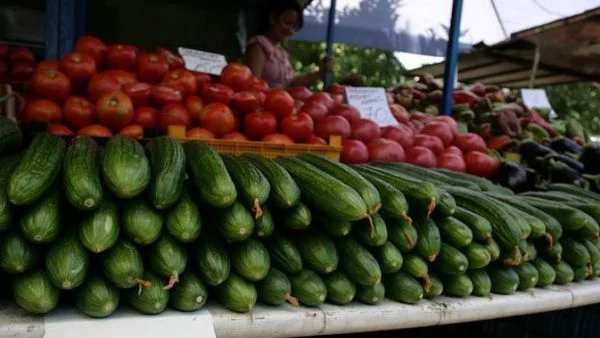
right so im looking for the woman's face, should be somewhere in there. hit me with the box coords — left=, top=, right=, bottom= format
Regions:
left=270, top=10, right=300, bottom=43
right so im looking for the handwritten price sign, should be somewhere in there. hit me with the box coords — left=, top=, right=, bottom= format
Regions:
left=178, top=47, right=227, bottom=75
left=345, top=87, right=395, bottom=126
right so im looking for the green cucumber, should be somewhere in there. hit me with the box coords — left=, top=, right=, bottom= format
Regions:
left=488, top=265, right=519, bottom=295
left=462, top=242, right=492, bottom=270
left=122, top=197, right=163, bottom=246
left=79, top=197, right=119, bottom=253
left=521, top=196, right=588, bottom=232
left=102, top=135, right=150, bottom=199
left=453, top=207, right=492, bottom=241
left=74, top=274, right=119, bottom=318
left=217, top=273, right=257, bottom=313
left=166, top=188, right=202, bottom=243
left=169, top=272, right=208, bottom=312
left=374, top=162, right=481, bottom=191
left=289, top=269, right=327, bottom=307
left=45, top=233, right=89, bottom=290
left=356, top=283, right=385, bottom=305
left=63, top=136, right=103, bottom=210
left=12, top=270, right=59, bottom=314
left=525, top=241, right=538, bottom=261
left=0, top=152, right=21, bottom=187
left=265, top=233, right=303, bottom=274
left=147, top=136, right=186, bottom=210
left=434, top=168, right=514, bottom=194
left=295, top=229, right=338, bottom=274
left=0, top=117, right=22, bottom=157
left=561, top=238, right=591, bottom=267
left=324, top=270, right=356, bottom=305
left=222, top=155, right=270, bottom=219
left=540, top=240, right=563, bottom=263
left=435, top=242, right=469, bottom=275
left=383, top=271, right=424, bottom=304
left=514, top=262, right=539, bottom=290
left=552, top=261, right=575, bottom=285
left=125, top=272, right=169, bottom=315
left=402, top=253, right=432, bottom=290
left=574, top=213, right=600, bottom=241
left=231, top=238, right=271, bottom=282
left=313, top=214, right=352, bottom=237
left=20, top=187, right=61, bottom=244
left=387, top=217, right=418, bottom=253
left=414, top=217, right=441, bottom=262
left=337, top=236, right=382, bottom=286
left=354, top=213, right=388, bottom=247
left=442, top=273, right=473, bottom=298
left=532, top=258, right=556, bottom=287
left=212, top=201, right=254, bottom=242
left=438, top=216, right=473, bottom=248
left=357, top=170, right=409, bottom=220
left=573, top=264, right=591, bottom=281
left=0, top=231, right=39, bottom=274
left=583, top=238, right=600, bottom=265
left=256, top=268, right=295, bottom=306
left=468, top=269, right=492, bottom=297
left=279, top=201, right=311, bottom=230
left=374, top=241, right=403, bottom=274
left=484, top=238, right=501, bottom=262
left=102, top=240, right=147, bottom=289
left=423, top=272, right=443, bottom=299
left=436, top=189, right=457, bottom=217
left=254, top=205, right=274, bottom=238
left=0, top=154, right=20, bottom=231
left=241, top=153, right=300, bottom=209
left=149, top=233, right=188, bottom=289
left=548, top=183, right=600, bottom=203
left=195, top=233, right=231, bottom=286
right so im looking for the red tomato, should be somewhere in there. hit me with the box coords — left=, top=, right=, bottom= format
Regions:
left=202, top=83, right=234, bottom=104
left=157, top=48, right=185, bottom=70
left=421, top=120, right=454, bottom=147
left=281, top=112, right=314, bottom=142
left=414, top=134, right=444, bottom=156
left=183, top=95, right=203, bottom=123
left=390, top=104, right=410, bottom=124
left=262, top=133, right=294, bottom=144
left=410, top=119, right=425, bottom=132
left=351, top=118, right=380, bottom=143
left=8, top=60, right=34, bottom=83
left=187, top=127, right=216, bottom=140
left=407, top=146, right=437, bottom=168
left=445, top=146, right=463, bottom=157
left=87, top=72, right=122, bottom=103
left=191, top=71, right=212, bottom=92
left=63, top=96, right=95, bottom=129
left=341, top=139, right=369, bottom=164
left=410, top=112, right=431, bottom=122
left=30, top=70, right=72, bottom=103
left=307, top=92, right=335, bottom=111
left=287, top=87, right=313, bottom=102
left=77, top=124, right=113, bottom=137
left=367, top=138, right=405, bottom=162
left=35, top=60, right=60, bottom=72
left=106, top=44, right=137, bottom=70
left=59, top=52, right=97, bottom=85
left=316, top=115, right=351, bottom=141
left=331, top=93, right=345, bottom=107
left=327, top=83, right=346, bottom=95
left=264, top=89, right=295, bottom=119
left=437, top=153, right=466, bottom=172
left=119, top=125, right=143, bottom=138
left=330, top=104, right=361, bottom=123
left=160, top=103, right=191, bottom=133
left=95, top=91, right=134, bottom=131
left=433, top=115, right=459, bottom=136
left=23, top=99, right=62, bottom=123
left=305, top=135, right=327, bottom=145
left=133, top=107, right=159, bottom=127
left=198, top=103, right=237, bottom=138
left=136, top=53, right=169, bottom=83
left=244, top=111, right=277, bottom=140
left=301, top=101, right=328, bottom=122
left=245, top=76, right=269, bottom=93
left=8, top=47, right=35, bottom=64
left=123, top=82, right=151, bottom=107
left=105, top=69, right=137, bottom=86
left=454, top=133, right=487, bottom=154
left=74, top=35, right=107, bottom=65
left=220, top=62, right=252, bottom=91
left=252, top=91, right=267, bottom=105
left=152, top=84, right=183, bottom=105
left=47, top=123, right=74, bottom=136
left=232, top=91, right=259, bottom=114
left=222, top=132, right=248, bottom=141
left=465, top=151, right=500, bottom=178
left=381, top=124, right=414, bottom=150
left=164, top=69, right=197, bottom=97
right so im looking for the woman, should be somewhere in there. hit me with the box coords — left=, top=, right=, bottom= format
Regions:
left=244, top=0, right=334, bottom=89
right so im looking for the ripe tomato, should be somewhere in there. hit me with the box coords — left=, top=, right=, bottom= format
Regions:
left=316, top=115, right=351, bottom=141
left=445, top=145, right=463, bottom=157
left=119, top=125, right=143, bottom=138
left=454, top=133, right=487, bottom=154
left=187, top=127, right=216, bottom=140
left=306, top=92, right=335, bottom=111
left=164, top=69, right=197, bottom=97
left=368, top=138, right=406, bottom=162
left=280, top=112, right=314, bottom=142
left=327, top=83, right=346, bottom=95
left=351, top=118, right=380, bottom=143
left=243, top=111, right=277, bottom=140
left=464, top=151, right=500, bottom=178
left=74, top=35, right=107, bottom=65
left=252, top=91, right=266, bottom=105
left=202, top=83, right=234, bottom=104
left=407, top=146, right=437, bottom=168
left=8, top=47, right=35, bottom=64
left=59, top=52, right=97, bottom=85
left=245, top=76, right=269, bottom=93
left=123, top=82, right=151, bottom=107
left=184, top=95, right=204, bottom=123
left=265, top=89, right=294, bottom=119
left=30, top=70, right=72, bottom=103
left=390, top=104, right=410, bottom=123
left=421, top=120, right=454, bottom=147
left=106, top=44, right=137, bottom=70
left=77, top=124, right=113, bottom=137
left=47, top=123, right=74, bottom=136
left=105, top=69, right=137, bottom=86
left=437, top=153, right=466, bottom=172
left=220, top=62, right=252, bottom=91
left=222, top=132, right=248, bottom=141
left=301, top=101, right=328, bottom=122
left=341, top=139, right=369, bottom=164
left=23, top=99, right=62, bottom=123
left=287, top=87, right=313, bottom=102
left=330, top=104, right=360, bottom=123
left=95, top=91, right=134, bottom=131
left=191, top=71, right=212, bottom=92
left=35, top=60, right=60, bottom=72
left=159, top=103, right=191, bottom=133
left=414, top=134, right=444, bottom=156
left=157, top=48, right=184, bottom=70
left=8, top=60, right=34, bottom=83
left=63, top=96, right=95, bottom=129
left=231, top=91, right=259, bottom=114
left=305, top=135, right=327, bottom=145
left=433, top=115, right=459, bottom=136
left=262, top=133, right=294, bottom=144
left=152, top=84, right=183, bottom=105
left=381, top=124, right=414, bottom=150
left=199, top=103, right=237, bottom=138
left=87, top=72, right=122, bottom=103
left=133, top=107, right=159, bottom=127
left=136, top=53, right=169, bottom=83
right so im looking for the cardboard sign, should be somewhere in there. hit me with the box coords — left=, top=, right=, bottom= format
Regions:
left=345, top=87, right=395, bottom=126
left=178, top=47, right=227, bottom=75
left=521, top=89, right=557, bottom=119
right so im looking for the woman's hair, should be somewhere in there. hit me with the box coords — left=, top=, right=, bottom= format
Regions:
left=258, top=0, right=304, bottom=34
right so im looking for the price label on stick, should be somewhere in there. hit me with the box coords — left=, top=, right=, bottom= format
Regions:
left=345, top=87, right=396, bottom=126
left=178, top=47, right=227, bottom=75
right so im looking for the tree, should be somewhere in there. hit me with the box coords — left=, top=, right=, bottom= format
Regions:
left=545, top=82, right=600, bottom=135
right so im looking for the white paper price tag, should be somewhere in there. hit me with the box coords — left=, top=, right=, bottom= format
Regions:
left=178, top=47, right=227, bottom=75
left=521, top=88, right=557, bottom=119
left=345, top=87, right=395, bottom=126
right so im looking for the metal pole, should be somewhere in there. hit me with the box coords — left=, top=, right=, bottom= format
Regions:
left=441, top=0, right=464, bottom=116
left=323, top=0, right=337, bottom=88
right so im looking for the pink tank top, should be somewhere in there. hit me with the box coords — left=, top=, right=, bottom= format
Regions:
left=247, top=35, right=295, bottom=88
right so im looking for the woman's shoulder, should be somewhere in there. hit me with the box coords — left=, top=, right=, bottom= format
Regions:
left=247, top=35, right=274, bottom=49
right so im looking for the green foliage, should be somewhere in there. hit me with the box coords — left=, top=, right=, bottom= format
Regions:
left=545, top=82, right=600, bottom=135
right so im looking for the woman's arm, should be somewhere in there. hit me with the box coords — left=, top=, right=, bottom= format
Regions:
left=244, top=44, right=267, bottom=78
left=289, top=71, right=322, bottom=87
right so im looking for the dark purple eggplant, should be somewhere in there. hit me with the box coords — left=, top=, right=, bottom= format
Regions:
left=547, top=159, right=586, bottom=187
left=495, top=161, right=534, bottom=192
left=549, top=137, right=582, bottom=155
left=519, top=140, right=555, bottom=163
left=579, top=144, right=600, bottom=175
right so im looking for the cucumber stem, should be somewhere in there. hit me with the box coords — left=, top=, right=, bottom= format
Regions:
left=427, top=198, right=436, bottom=218
left=285, top=295, right=300, bottom=307
left=422, top=273, right=432, bottom=292
left=369, top=203, right=382, bottom=215
left=367, top=215, right=375, bottom=237
left=543, top=232, right=554, bottom=248
left=137, top=279, right=152, bottom=295
left=253, top=199, right=263, bottom=219
left=164, top=272, right=179, bottom=290
left=401, top=212, right=413, bottom=225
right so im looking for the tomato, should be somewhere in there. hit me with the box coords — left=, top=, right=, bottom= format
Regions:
left=327, top=83, right=346, bottom=95
left=287, top=87, right=313, bottom=102
left=232, top=91, right=259, bottom=114
left=95, top=91, right=134, bottom=131
left=191, top=71, right=212, bottom=92
left=414, top=134, right=444, bottom=156
left=306, top=92, right=335, bottom=111
left=351, top=118, right=380, bottom=143
left=331, top=93, right=345, bottom=107
left=341, top=139, right=369, bottom=164
left=406, top=146, right=437, bottom=168
left=159, top=103, right=191, bottom=133
left=390, top=104, right=410, bottom=124
left=106, top=44, right=137, bottom=70
left=410, top=119, right=425, bottom=132
left=245, top=76, right=269, bottom=93
left=8, top=47, right=35, bottom=64
left=123, top=82, right=151, bottom=107
left=280, top=112, right=314, bottom=142
left=77, top=124, right=113, bottom=137
left=222, top=131, right=248, bottom=141
left=74, top=35, right=107, bottom=65
left=464, top=151, right=500, bottom=178
left=164, top=69, right=197, bottom=97
left=301, top=101, right=328, bottom=122
left=59, top=52, right=97, bottom=85
left=8, top=60, right=34, bottom=83
left=305, top=135, right=327, bottom=145
left=105, top=69, right=137, bottom=86
left=220, top=62, right=252, bottom=91
left=265, top=89, right=295, bottom=119
left=63, top=96, right=95, bottom=129
left=47, top=123, right=74, bottom=136
left=243, top=111, right=277, bottom=140
left=87, top=72, right=122, bottom=103
left=381, top=124, right=414, bottom=150
left=198, top=103, right=237, bottom=138
left=202, top=83, right=234, bottom=104
left=262, top=133, right=294, bottom=144
left=152, top=84, right=183, bottom=105
left=252, top=90, right=267, bottom=105
left=433, top=115, right=459, bottom=136
left=437, top=153, right=466, bottom=172
left=119, top=125, right=143, bottom=138
left=35, top=60, right=60, bottom=72
left=445, top=145, right=463, bottom=157
left=157, top=48, right=185, bottom=70
left=421, top=120, right=454, bottom=147
left=316, top=115, right=351, bottom=141
left=368, top=138, right=405, bottom=162
left=23, top=99, right=62, bottom=123
left=136, top=53, right=169, bottom=83
left=187, top=127, right=216, bottom=140
left=133, top=107, right=159, bottom=127
left=182, top=95, right=203, bottom=123
left=330, top=104, right=360, bottom=123
left=454, top=133, right=487, bottom=154
left=30, top=70, right=72, bottom=103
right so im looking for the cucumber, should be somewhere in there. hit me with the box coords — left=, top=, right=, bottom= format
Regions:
left=0, top=231, right=39, bottom=274
left=74, top=274, right=119, bottom=318
left=313, top=214, right=352, bottom=237
left=573, top=264, right=591, bottom=281
left=354, top=213, right=388, bottom=247
left=532, top=258, right=556, bottom=287
left=525, top=241, right=538, bottom=261
left=295, top=229, right=338, bottom=274
left=212, top=201, right=254, bottom=242
left=561, top=238, right=591, bottom=267
left=453, top=207, right=492, bottom=241
left=63, top=136, right=103, bottom=210
left=521, top=196, right=588, bottom=232
left=241, top=153, right=300, bottom=209
left=375, top=162, right=482, bottom=191
left=355, top=283, right=385, bottom=305
left=387, top=217, right=418, bottom=253
left=256, top=268, right=295, bottom=306
left=254, top=205, right=274, bottom=238
left=45, top=233, right=89, bottom=290
left=438, top=216, right=473, bottom=248
left=540, top=240, right=563, bottom=263
left=147, top=136, right=186, bottom=210
left=289, top=269, right=327, bottom=307
left=488, top=265, right=519, bottom=295
left=217, top=273, right=257, bottom=313
left=122, top=197, right=163, bottom=246
left=12, top=270, right=59, bottom=314
left=0, top=152, right=21, bottom=187
left=0, top=117, right=22, bottom=157
left=102, top=240, right=148, bottom=289
left=548, top=183, right=600, bottom=203
left=574, top=213, right=600, bottom=241
left=265, top=233, right=303, bottom=274
left=552, top=261, right=575, bottom=285
left=520, top=190, right=592, bottom=204
left=195, top=233, right=231, bottom=286
left=79, top=197, right=119, bottom=253
left=169, top=271, right=208, bottom=312
left=185, top=140, right=237, bottom=208
left=357, top=170, right=409, bottom=220
left=125, top=272, right=169, bottom=315
left=222, top=155, right=271, bottom=219
left=414, top=217, right=441, bottom=262
left=435, top=242, right=469, bottom=275
left=434, top=168, right=514, bottom=194
left=374, top=241, right=403, bottom=274
left=231, top=238, right=271, bottom=282
left=279, top=201, right=311, bottom=230
left=484, top=238, right=501, bottom=262
left=149, top=233, right=188, bottom=289
left=501, top=204, right=533, bottom=239
left=383, top=271, right=424, bottom=304
left=402, top=253, right=432, bottom=290
left=102, top=136, right=150, bottom=199
left=8, top=133, right=66, bottom=205
left=463, top=242, right=492, bottom=270
left=20, top=187, right=61, bottom=244
left=442, top=273, right=473, bottom=298
left=337, top=236, right=382, bottom=286
left=514, top=262, right=539, bottom=290
left=582, top=238, right=600, bottom=265
left=0, top=154, right=19, bottom=231
left=418, top=272, right=440, bottom=299
left=166, top=188, right=202, bottom=243
left=436, top=189, right=456, bottom=217
left=298, top=153, right=381, bottom=214
left=324, top=270, right=356, bottom=305
left=468, top=269, right=492, bottom=297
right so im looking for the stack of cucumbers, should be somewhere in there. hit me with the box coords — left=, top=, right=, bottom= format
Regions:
left=1, top=116, right=600, bottom=319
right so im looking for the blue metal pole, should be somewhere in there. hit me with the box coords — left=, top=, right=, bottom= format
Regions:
left=45, top=0, right=60, bottom=59
left=441, top=0, right=464, bottom=116
left=323, top=0, right=337, bottom=88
